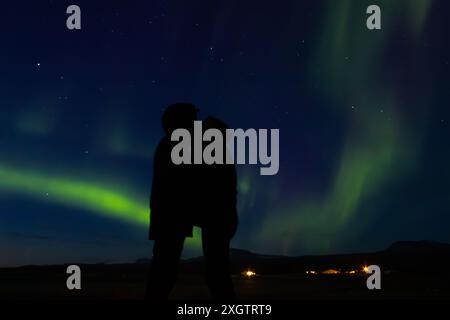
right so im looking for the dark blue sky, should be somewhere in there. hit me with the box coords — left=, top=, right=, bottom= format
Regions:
left=1, top=0, right=449, bottom=267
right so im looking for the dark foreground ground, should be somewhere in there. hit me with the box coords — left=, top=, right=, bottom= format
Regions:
left=1, top=241, right=450, bottom=300
left=0, top=266, right=449, bottom=300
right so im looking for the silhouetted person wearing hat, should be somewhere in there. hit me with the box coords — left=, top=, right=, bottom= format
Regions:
left=145, top=105, right=237, bottom=300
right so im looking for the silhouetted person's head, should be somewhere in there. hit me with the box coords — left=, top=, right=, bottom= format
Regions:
left=162, top=103, right=198, bottom=135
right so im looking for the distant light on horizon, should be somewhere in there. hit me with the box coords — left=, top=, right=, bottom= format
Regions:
left=306, top=269, right=362, bottom=275
left=243, top=269, right=256, bottom=278
left=322, top=269, right=340, bottom=275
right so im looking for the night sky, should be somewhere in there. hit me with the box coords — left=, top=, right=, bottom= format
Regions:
left=1, top=0, right=449, bottom=267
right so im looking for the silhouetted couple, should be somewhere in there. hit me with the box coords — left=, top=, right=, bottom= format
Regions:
left=145, top=103, right=238, bottom=300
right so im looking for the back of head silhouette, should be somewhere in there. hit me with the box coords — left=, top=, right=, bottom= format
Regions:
left=162, top=103, right=198, bottom=135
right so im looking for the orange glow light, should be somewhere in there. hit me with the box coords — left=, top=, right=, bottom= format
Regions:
left=243, top=270, right=256, bottom=278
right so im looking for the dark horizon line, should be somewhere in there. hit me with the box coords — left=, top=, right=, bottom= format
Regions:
left=2, top=239, right=449, bottom=269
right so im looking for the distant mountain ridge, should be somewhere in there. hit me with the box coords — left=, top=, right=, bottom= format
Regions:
left=386, top=240, right=450, bottom=254
left=3, top=240, right=449, bottom=272
left=182, top=240, right=450, bottom=262
left=178, top=240, right=450, bottom=274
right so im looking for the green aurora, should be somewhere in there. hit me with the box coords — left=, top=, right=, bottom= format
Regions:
left=253, top=0, right=433, bottom=253
left=0, top=164, right=201, bottom=246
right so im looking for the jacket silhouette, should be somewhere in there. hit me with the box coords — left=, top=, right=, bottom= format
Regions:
left=197, top=117, right=238, bottom=237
